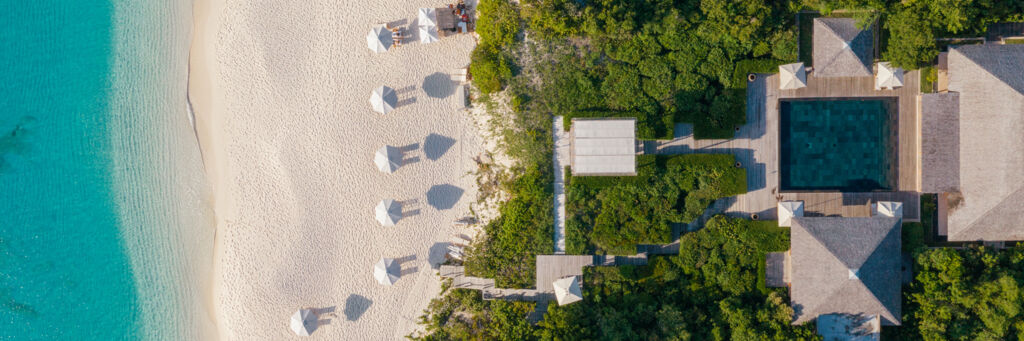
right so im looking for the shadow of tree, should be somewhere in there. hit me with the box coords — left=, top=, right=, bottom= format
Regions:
left=424, top=133, right=456, bottom=161
left=344, top=294, right=372, bottom=321
left=427, top=184, right=464, bottom=210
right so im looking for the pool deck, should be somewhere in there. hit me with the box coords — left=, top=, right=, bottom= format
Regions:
left=650, top=70, right=920, bottom=221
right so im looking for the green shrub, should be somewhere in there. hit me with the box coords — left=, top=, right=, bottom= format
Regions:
left=476, top=0, right=521, bottom=48
left=470, top=44, right=513, bottom=94
left=902, top=222, right=926, bottom=255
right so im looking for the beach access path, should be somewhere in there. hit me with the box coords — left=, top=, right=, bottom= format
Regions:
left=552, top=116, right=569, bottom=254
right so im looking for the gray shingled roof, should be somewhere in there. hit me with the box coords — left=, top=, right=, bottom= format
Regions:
left=790, top=217, right=902, bottom=326
left=946, top=45, right=1024, bottom=241
left=920, top=93, right=960, bottom=193
left=813, top=18, right=873, bottom=77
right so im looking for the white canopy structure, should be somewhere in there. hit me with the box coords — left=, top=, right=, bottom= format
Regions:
left=571, top=119, right=637, bottom=176
left=872, top=201, right=904, bottom=219
left=875, top=62, right=904, bottom=90
left=369, top=86, right=397, bottom=114
left=418, top=8, right=437, bottom=27
left=778, top=62, right=807, bottom=90
left=553, top=276, right=583, bottom=306
left=366, top=25, right=393, bottom=53
left=419, top=25, right=440, bottom=44
left=374, top=145, right=401, bottom=173
left=375, top=199, right=402, bottom=226
left=374, top=258, right=400, bottom=285
left=778, top=201, right=805, bottom=227
left=290, top=309, right=317, bottom=336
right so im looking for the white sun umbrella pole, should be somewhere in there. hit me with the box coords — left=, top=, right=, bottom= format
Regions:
left=366, top=25, right=393, bottom=53
left=369, top=86, right=397, bottom=114
left=375, top=199, right=402, bottom=226
left=419, top=25, right=440, bottom=44
left=374, top=258, right=400, bottom=285
left=290, top=309, right=317, bottom=336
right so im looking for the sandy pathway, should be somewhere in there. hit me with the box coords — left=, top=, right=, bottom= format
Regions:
left=197, top=0, right=481, bottom=339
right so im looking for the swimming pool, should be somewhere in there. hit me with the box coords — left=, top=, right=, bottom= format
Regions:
left=779, top=98, right=898, bottom=191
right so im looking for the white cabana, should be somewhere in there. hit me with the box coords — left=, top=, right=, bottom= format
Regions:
left=778, top=201, right=805, bottom=227
left=375, top=199, right=402, bottom=226
left=778, top=62, right=807, bottom=90
left=872, top=201, right=904, bottom=219
left=418, top=8, right=437, bottom=27
left=419, top=25, right=440, bottom=44
left=374, top=258, right=400, bottom=285
left=369, top=85, right=397, bottom=114
left=875, top=62, right=904, bottom=90
left=366, top=25, right=393, bottom=53
left=374, top=145, right=401, bottom=173
left=571, top=119, right=637, bottom=176
left=553, top=276, right=583, bottom=306
left=290, top=309, right=318, bottom=336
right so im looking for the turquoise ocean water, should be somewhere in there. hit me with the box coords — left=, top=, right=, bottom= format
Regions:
left=0, top=0, right=215, bottom=339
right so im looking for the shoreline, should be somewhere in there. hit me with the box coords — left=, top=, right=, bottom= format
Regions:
left=187, top=0, right=231, bottom=339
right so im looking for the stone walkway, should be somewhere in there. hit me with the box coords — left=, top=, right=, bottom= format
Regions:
left=552, top=116, right=570, bottom=254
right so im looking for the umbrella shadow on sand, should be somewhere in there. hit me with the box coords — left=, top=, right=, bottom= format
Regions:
left=424, top=133, right=456, bottom=161
left=344, top=295, right=373, bottom=322
left=427, top=184, right=464, bottom=210
left=423, top=72, right=457, bottom=98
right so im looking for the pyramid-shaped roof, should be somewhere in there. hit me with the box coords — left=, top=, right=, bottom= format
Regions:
left=875, top=62, right=904, bottom=89
left=790, top=216, right=902, bottom=326
left=778, top=201, right=804, bottom=227
left=553, top=276, right=583, bottom=306
left=779, top=62, right=807, bottom=90
left=945, top=44, right=1024, bottom=241
left=813, top=18, right=873, bottom=77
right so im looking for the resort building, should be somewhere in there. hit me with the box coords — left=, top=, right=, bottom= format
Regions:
left=569, top=118, right=637, bottom=176
left=920, top=44, right=1024, bottom=241
left=767, top=216, right=902, bottom=339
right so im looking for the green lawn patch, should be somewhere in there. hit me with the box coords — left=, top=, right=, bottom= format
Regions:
left=919, top=66, right=936, bottom=93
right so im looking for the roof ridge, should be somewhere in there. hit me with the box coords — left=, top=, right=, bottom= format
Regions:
left=952, top=46, right=1024, bottom=96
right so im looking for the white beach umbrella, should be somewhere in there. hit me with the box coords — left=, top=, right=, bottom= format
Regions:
left=374, top=257, right=400, bottom=285
left=290, top=309, right=317, bottom=336
left=553, top=276, right=583, bottom=306
left=872, top=201, right=904, bottom=218
left=374, top=145, right=401, bottom=173
left=366, top=25, right=393, bottom=53
left=419, top=25, right=440, bottom=44
left=778, top=62, right=807, bottom=90
left=375, top=199, right=402, bottom=226
left=875, top=62, right=904, bottom=90
left=369, top=86, right=398, bottom=114
left=777, top=201, right=805, bottom=227
left=418, top=8, right=437, bottom=27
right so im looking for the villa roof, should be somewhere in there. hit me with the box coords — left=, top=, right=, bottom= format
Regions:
left=945, top=44, right=1024, bottom=241
left=571, top=119, right=636, bottom=176
left=813, top=18, right=873, bottom=77
left=920, top=92, right=960, bottom=193
left=790, top=217, right=902, bottom=326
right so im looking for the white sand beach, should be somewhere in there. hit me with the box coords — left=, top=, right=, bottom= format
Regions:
left=189, top=0, right=483, bottom=339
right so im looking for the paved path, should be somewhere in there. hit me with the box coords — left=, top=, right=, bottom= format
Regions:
left=552, top=116, right=570, bottom=254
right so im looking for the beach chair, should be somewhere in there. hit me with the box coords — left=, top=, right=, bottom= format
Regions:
left=452, top=67, right=470, bottom=84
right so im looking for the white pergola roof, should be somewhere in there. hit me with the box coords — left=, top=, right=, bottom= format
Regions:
left=779, top=62, right=807, bottom=90
left=571, top=119, right=636, bottom=176
left=778, top=201, right=805, bottom=227
left=369, top=86, right=397, bottom=114
left=553, top=276, right=582, bottom=306
left=374, top=258, right=400, bottom=285
left=290, top=309, right=317, bottom=336
left=375, top=199, right=402, bottom=226
left=366, top=25, right=393, bottom=53
left=875, top=62, right=904, bottom=90
left=374, top=145, right=401, bottom=173
left=872, top=201, right=903, bottom=219
left=419, top=25, right=439, bottom=44
left=418, top=8, right=437, bottom=27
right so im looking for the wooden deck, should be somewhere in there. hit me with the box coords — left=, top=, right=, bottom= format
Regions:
left=535, top=255, right=593, bottom=292
left=650, top=70, right=921, bottom=221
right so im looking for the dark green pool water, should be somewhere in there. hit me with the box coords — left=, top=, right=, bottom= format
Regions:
left=779, top=98, right=898, bottom=191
